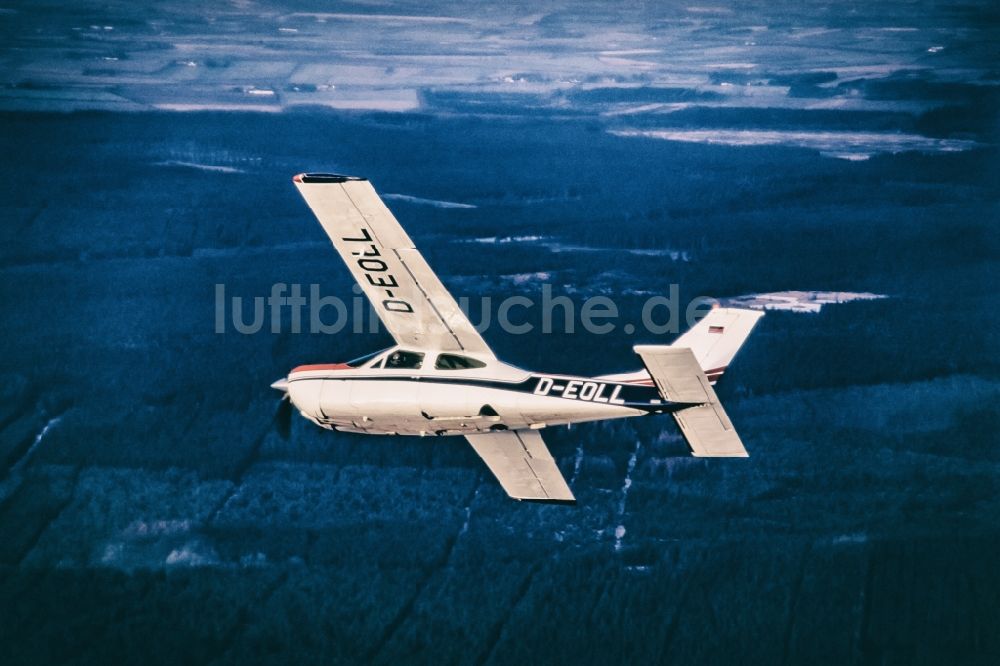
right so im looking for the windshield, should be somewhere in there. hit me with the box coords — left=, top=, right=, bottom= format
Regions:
left=346, top=348, right=391, bottom=368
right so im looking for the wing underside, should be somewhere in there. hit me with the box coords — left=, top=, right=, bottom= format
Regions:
left=465, top=430, right=575, bottom=503
left=293, top=173, right=492, bottom=356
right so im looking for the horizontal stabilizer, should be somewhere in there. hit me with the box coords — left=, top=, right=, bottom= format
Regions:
left=634, top=345, right=748, bottom=458
left=672, top=404, right=747, bottom=458
left=633, top=346, right=713, bottom=403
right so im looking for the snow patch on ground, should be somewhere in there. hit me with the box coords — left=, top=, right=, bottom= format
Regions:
left=124, top=519, right=192, bottom=537
left=570, top=442, right=585, bottom=486
left=541, top=242, right=690, bottom=261
left=8, top=415, right=61, bottom=476
left=614, top=441, right=641, bottom=552
left=468, top=235, right=548, bottom=244
left=721, top=290, right=887, bottom=313
left=239, top=552, right=269, bottom=568
left=166, top=541, right=218, bottom=567
left=382, top=193, right=477, bottom=209
left=504, top=271, right=552, bottom=284
left=610, top=129, right=977, bottom=159
left=154, top=160, right=246, bottom=174
left=832, top=532, right=869, bottom=545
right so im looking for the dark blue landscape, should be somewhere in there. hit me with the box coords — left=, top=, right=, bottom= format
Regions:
left=0, top=1, right=998, bottom=664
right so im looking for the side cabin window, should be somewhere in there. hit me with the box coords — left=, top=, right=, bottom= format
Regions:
left=385, top=350, right=424, bottom=370
left=435, top=354, right=487, bottom=370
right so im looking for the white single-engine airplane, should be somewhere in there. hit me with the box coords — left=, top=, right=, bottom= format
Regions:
left=271, top=173, right=764, bottom=504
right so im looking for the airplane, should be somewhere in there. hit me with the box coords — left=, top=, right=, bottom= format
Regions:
left=271, top=173, right=764, bottom=504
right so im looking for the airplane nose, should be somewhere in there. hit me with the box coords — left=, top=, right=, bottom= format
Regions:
left=271, top=377, right=289, bottom=392
left=287, top=378, right=322, bottom=422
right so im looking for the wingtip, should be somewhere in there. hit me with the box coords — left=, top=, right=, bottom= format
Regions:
left=518, top=497, right=578, bottom=506
left=293, top=173, right=366, bottom=184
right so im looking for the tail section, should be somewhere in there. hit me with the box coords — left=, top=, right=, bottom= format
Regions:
left=671, top=307, right=764, bottom=383
left=634, top=345, right=748, bottom=457
left=632, top=308, right=762, bottom=457
left=598, top=307, right=763, bottom=386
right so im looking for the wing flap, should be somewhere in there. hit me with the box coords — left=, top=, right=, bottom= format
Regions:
left=465, top=430, right=575, bottom=503
left=395, top=247, right=488, bottom=352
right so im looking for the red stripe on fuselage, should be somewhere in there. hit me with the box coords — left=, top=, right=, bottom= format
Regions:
left=291, top=363, right=351, bottom=373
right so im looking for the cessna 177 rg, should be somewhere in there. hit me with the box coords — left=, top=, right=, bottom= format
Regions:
left=271, top=174, right=764, bottom=503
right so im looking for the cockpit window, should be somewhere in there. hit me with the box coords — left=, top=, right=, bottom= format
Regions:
left=435, top=354, right=487, bottom=370
left=385, top=350, right=424, bottom=370
left=346, top=348, right=391, bottom=368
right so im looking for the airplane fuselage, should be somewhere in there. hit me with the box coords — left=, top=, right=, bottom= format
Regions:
left=285, top=353, right=681, bottom=436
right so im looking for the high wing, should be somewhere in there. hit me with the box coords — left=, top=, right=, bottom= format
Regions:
left=465, top=430, right=575, bottom=503
left=293, top=173, right=493, bottom=356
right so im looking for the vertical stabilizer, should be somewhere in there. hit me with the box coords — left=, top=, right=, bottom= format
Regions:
left=670, top=308, right=764, bottom=383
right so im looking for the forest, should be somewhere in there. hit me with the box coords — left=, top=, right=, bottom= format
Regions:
left=0, top=97, right=997, bottom=665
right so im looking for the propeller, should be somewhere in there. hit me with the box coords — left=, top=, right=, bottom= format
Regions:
left=275, top=394, right=292, bottom=439
left=271, top=377, right=292, bottom=439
